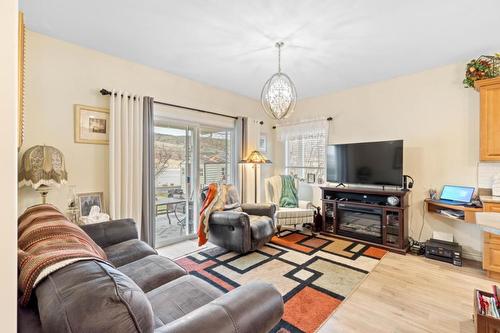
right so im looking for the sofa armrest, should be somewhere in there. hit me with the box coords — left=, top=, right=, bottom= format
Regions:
left=298, top=200, right=314, bottom=210
left=155, top=282, right=283, bottom=333
left=80, top=218, right=138, bottom=248
left=209, top=211, right=250, bottom=229
left=241, top=203, right=276, bottom=219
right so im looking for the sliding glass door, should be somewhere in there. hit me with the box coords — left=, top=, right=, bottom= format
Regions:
left=153, top=121, right=234, bottom=248
left=199, top=127, right=233, bottom=189
left=154, top=124, right=195, bottom=248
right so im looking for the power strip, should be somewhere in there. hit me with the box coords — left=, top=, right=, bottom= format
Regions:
left=408, top=237, right=425, bottom=255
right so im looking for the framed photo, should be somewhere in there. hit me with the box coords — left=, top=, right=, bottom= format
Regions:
left=75, top=104, right=109, bottom=144
left=259, top=134, right=268, bottom=153
left=77, top=192, right=104, bottom=217
left=307, top=173, right=316, bottom=184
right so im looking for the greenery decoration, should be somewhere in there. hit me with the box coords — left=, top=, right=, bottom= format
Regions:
left=463, top=54, right=500, bottom=88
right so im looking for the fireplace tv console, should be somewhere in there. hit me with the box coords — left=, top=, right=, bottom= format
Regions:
left=321, top=186, right=409, bottom=254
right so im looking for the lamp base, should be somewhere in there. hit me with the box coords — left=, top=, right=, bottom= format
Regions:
left=35, top=185, right=51, bottom=204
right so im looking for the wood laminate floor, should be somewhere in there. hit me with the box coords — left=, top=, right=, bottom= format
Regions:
left=318, top=253, right=493, bottom=333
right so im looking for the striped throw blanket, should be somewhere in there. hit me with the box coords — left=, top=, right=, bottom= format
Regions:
left=18, top=204, right=109, bottom=305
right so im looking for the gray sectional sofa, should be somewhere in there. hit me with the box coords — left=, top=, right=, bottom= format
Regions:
left=18, top=218, right=284, bottom=333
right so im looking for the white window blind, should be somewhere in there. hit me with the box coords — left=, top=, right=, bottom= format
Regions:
left=278, top=120, right=328, bottom=182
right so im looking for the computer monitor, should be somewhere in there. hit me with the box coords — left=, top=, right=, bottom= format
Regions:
left=440, top=185, right=475, bottom=203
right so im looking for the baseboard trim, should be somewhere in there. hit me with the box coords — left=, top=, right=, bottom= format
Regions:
left=462, top=248, right=482, bottom=262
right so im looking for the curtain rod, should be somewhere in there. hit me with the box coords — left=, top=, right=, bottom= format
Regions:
left=100, top=89, right=238, bottom=120
left=272, top=116, right=332, bottom=129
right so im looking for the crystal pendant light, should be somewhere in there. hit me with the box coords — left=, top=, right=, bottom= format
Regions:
left=261, top=42, right=297, bottom=120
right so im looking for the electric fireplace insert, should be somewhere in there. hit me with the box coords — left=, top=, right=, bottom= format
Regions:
left=336, top=203, right=383, bottom=244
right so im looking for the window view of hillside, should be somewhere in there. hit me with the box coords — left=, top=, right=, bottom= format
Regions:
left=153, top=125, right=233, bottom=247
left=154, top=127, right=232, bottom=190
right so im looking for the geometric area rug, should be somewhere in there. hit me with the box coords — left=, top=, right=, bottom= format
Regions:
left=175, top=230, right=386, bottom=333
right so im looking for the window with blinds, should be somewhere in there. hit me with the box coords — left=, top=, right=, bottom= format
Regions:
left=285, top=132, right=326, bottom=182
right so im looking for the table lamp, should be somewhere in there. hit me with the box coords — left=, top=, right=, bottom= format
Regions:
left=240, top=150, right=271, bottom=203
left=19, top=145, right=68, bottom=204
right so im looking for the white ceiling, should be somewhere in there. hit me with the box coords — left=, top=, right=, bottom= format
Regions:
left=20, top=0, right=500, bottom=99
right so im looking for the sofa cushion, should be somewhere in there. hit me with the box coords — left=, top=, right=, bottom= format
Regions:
left=104, top=239, right=157, bottom=267
left=81, top=218, right=138, bottom=248
left=118, top=255, right=187, bottom=292
left=147, top=275, right=223, bottom=327
left=35, top=260, right=154, bottom=333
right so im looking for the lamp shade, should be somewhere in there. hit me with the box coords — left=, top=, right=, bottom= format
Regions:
left=19, top=145, right=68, bottom=189
left=240, top=150, right=272, bottom=164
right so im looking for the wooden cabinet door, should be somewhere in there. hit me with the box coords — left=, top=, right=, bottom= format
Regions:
left=485, top=231, right=500, bottom=245
left=476, top=78, right=500, bottom=161
left=483, top=241, right=500, bottom=272
left=484, top=203, right=500, bottom=213
left=382, top=209, right=402, bottom=248
left=487, top=321, right=500, bottom=333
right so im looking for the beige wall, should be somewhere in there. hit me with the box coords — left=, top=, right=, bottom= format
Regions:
left=0, top=0, right=18, bottom=331
left=20, top=31, right=484, bottom=258
left=19, top=31, right=273, bottom=213
left=275, top=63, right=483, bottom=259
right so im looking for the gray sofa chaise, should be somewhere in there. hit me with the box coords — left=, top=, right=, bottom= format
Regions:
left=18, top=218, right=284, bottom=333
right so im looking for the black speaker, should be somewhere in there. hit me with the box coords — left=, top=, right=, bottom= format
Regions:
left=402, top=175, right=414, bottom=191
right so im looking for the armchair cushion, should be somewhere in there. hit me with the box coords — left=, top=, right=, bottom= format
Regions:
left=209, top=211, right=250, bottom=229
left=275, top=207, right=315, bottom=227
left=241, top=203, right=276, bottom=219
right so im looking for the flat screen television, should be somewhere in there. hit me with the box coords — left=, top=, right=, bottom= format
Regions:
left=326, top=140, right=403, bottom=187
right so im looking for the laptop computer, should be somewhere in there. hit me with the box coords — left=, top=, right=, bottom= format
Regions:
left=433, top=185, right=475, bottom=206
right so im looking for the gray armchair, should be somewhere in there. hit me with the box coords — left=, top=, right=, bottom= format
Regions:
left=208, top=203, right=277, bottom=253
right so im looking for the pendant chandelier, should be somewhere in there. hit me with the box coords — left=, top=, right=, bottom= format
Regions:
left=260, top=41, right=297, bottom=120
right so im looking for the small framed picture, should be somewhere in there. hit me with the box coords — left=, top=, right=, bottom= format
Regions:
left=307, top=173, right=316, bottom=184
left=77, top=192, right=104, bottom=217
left=259, top=134, right=268, bottom=152
left=75, top=104, right=109, bottom=144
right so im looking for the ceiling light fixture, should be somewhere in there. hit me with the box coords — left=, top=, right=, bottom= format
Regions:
left=261, top=41, right=297, bottom=120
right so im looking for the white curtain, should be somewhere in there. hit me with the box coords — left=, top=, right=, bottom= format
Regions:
left=276, top=119, right=329, bottom=142
left=109, top=90, right=144, bottom=235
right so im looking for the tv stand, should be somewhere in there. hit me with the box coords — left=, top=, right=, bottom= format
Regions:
left=321, top=186, right=409, bottom=254
left=335, top=183, right=347, bottom=188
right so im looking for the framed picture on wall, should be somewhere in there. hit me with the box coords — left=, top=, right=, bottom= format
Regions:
left=307, top=173, right=316, bottom=184
left=77, top=192, right=104, bottom=217
left=74, top=104, right=109, bottom=144
left=259, top=134, right=268, bottom=153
